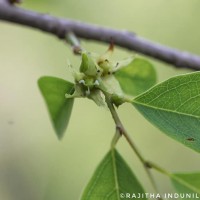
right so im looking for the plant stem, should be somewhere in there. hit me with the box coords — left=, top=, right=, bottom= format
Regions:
left=65, top=32, right=83, bottom=55
left=111, top=128, right=121, bottom=149
left=147, top=161, right=171, bottom=177
left=105, top=94, right=162, bottom=197
left=1, top=3, right=200, bottom=70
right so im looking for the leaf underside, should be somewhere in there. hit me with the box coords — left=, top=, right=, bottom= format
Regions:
left=38, top=76, right=74, bottom=139
left=81, top=149, right=146, bottom=200
left=114, top=58, right=157, bottom=96
left=171, top=172, right=200, bottom=199
left=133, top=72, right=200, bottom=152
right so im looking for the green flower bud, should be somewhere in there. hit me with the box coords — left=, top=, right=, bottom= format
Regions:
left=80, top=53, right=99, bottom=77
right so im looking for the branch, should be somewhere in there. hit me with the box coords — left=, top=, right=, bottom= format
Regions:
left=0, top=3, right=200, bottom=70
left=0, top=0, right=8, bottom=4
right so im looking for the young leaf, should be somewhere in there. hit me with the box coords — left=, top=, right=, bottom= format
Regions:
left=114, top=58, right=156, bottom=96
left=171, top=172, right=200, bottom=197
left=132, top=72, right=200, bottom=152
left=81, top=149, right=146, bottom=200
left=38, top=76, right=74, bottom=139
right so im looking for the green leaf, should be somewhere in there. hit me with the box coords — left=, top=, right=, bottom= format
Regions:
left=132, top=72, right=200, bottom=152
left=38, top=76, right=74, bottom=139
left=81, top=149, right=146, bottom=200
left=171, top=172, right=200, bottom=199
left=114, top=58, right=156, bottom=96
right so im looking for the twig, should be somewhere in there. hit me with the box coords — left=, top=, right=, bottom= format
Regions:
left=65, top=32, right=82, bottom=55
left=105, top=94, right=161, bottom=197
left=0, top=3, right=200, bottom=70
left=111, top=128, right=121, bottom=149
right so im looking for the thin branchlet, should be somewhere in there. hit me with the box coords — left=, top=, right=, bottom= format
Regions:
left=0, top=2, right=200, bottom=70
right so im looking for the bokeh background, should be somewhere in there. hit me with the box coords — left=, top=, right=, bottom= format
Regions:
left=1, top=0, right=200, bottom=199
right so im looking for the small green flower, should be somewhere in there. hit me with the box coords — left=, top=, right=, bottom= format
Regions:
left=38, top=45, right=156, bottom=138
left=67, top=45, right=132, bottom=107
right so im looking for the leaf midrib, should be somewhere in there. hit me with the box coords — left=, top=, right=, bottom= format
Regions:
left=83, top=154, right=111, bottom=200
left=133, top=100, right=200, bottom=120
left=171, top=174, right=200, bottom=193
left=111, top=149, right=120, bottom=200
left=83, top=150, right=121, bottom=200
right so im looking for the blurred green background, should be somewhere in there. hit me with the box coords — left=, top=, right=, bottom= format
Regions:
left=1, top=0, right=200, bottom=199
